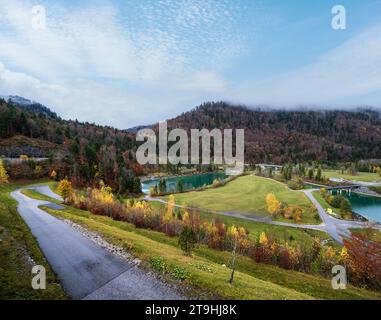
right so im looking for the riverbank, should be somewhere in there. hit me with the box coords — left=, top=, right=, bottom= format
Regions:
left=141, top=171, right=228, bottom=194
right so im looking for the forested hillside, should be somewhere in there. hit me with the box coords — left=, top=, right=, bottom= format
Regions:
left=2, top=97, right=381, bottom=191
left=167, top=102, right=381, bottom=164
left=0, top=98, right=141, bottom=194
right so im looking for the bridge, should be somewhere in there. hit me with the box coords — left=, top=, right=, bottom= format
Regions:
left=326, top=184, right=361, bottom=191
left=303, top=181, right=361, bottom=192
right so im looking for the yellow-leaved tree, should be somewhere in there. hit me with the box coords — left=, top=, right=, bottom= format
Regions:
left=164, top=195, right=175, bottom=223
left=339, top=247, right=350, bottom=264
left=57, top=179, right=73, bottom=202
left=266, top=193, right=281, bottom=216
left=259, top=232, right=268, bottom=245
left=0, top=159, right=9, bottom=184
left=227, top=225, right=249, bottom=284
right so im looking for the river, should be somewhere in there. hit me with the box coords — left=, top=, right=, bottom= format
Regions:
left=142, top=172, right=227, bottom=194
left=340, top=191, right=381, bottom=223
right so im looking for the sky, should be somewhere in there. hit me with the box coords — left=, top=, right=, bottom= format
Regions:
left=0, top=0, right=381, bottom=128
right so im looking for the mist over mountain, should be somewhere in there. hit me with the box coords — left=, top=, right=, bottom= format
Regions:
left=165, top=101, right=381, bottom=164
left=2, top=96, right=381, bottom=166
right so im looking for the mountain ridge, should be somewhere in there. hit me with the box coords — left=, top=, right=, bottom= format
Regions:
left=164, top=101, right=381, bottom=164
left=2, top=96, right=381, bottom=165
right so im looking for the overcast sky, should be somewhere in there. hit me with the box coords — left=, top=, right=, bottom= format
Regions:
left=0, top=0, right=381, bottom=128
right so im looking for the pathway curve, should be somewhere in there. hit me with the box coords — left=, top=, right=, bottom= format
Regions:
left=145, top=197, right=327, bottom=231
left=301, top=189, right=379, bottom=243
left=11, top=186, right=184, bottom=300
left=146, top=189, right=380, bottom=245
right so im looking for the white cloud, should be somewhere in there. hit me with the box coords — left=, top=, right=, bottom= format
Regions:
left=232, top=23, right=381, bottom=108
left=179, top=71, right=227, bottom=93
left=0, top=0, right=245, bottom=127
left=1, top=0, right=379, bottom=130
left=0, top=61, right=66, bottom=98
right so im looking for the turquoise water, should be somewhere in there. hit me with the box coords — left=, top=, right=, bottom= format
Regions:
left=337, top=191, right=381, bottom=223
left=142, top=172, right=227, bottom=194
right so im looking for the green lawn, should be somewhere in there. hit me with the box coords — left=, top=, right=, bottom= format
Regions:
left=27, top=184, right=336, bottom=248
left=21, top=187, right=62, bottom=204
left=162, top=175, right=318, bottom=224
left=0, top=183, right=67, bottom=300
left=150, top=201, right=334, bottom=247
left=38, top=194, right=381, bottom=300
left=312, top=191, right=341, bottom=217
left=323, top=170, right=381, bottom=183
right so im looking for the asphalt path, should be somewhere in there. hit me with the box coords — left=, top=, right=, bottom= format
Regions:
left=11, top=186, right=184, bottom=300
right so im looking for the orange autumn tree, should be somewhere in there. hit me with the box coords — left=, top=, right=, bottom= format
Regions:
left=343, top=229, right=381, bottom=291
left=50, top=170, right=57, bottom=181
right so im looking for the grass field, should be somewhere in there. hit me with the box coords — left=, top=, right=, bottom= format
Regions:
left=26, top=183, right=335, bottom=248
left=35, top=189, right=380, bottom=300
left=149, top=200, right=334, bottom=247
left=0, top=183, right=67, bottom=300
left=162, top=175, right=318, bottom=224
left=323, top=170, right=381, bottom=183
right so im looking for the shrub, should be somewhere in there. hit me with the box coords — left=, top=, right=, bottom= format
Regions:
left=340, top=198, right=352, bottom=214
left=170, top=265, right=191, bottom=280
left=320, top=188, right=327, bottom=196
left=178, top=226, right=198, bottom=256
left=287, top=180, right=303, bottom=190
left=150, top=257, right=168, bottom=274
left=325, top=194, right=347, bottom=209
left=150, top=257, right=191, bottom=280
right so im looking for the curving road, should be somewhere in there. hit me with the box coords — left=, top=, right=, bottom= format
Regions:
left=300, top=189, right=375, bottom=244
left=145, top=196, right=326, bottom=231
left=11, top=186, right=184, bottom=300
left=146, top=189, right=380, bottom=245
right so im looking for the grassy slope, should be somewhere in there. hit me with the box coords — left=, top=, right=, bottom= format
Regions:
left=29, top=188, right=380, bottom=300
left=311, top=191, right=342, bottom=219
left=162, top=175, right=318, bottom=224
left=323, top=170, right=381, bottom=183
left=150, top=201, right=333, bottom=246
left=350, top=228, right=381, bottom=243
left=0, top=184, right=67, bottom=300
